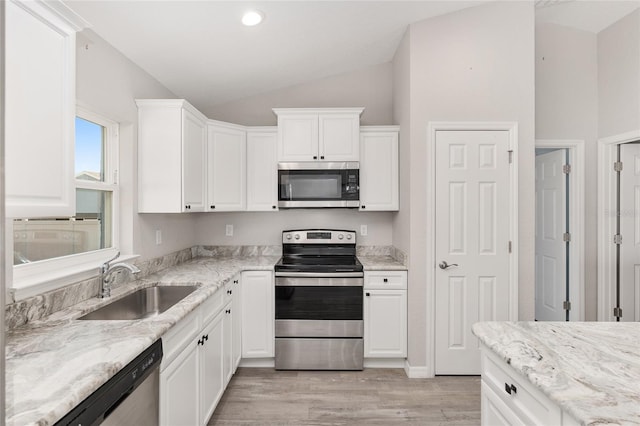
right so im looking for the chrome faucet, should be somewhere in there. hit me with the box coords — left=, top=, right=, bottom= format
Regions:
left=100, top=252, right=141, bottom=298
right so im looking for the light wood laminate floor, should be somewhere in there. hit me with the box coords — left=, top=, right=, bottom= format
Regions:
left=208, top=368, right=480, bottom=425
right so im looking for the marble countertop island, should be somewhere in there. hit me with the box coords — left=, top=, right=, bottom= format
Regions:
left=472, top=321, right=640, bottom=425
left=6, top=252, right=406, bottom=425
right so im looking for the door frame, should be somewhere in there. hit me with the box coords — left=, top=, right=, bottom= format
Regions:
left=535, top=140, right=585, bottom=321
left=426, top=122, right=519, bottom=377
left=598, top=129, right=640, bottom=321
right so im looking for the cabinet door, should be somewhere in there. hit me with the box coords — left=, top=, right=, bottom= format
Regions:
left=200, top=311, right=224, bottom=425
left=207, top=124, right=246, bottom=211
left=277, top=115, right=318, bottom=161
left=160, top=342, right=200, bottom=426
left=223, top=301, right=234, bottom=386
left=182, top=109, right=206, bottom=212
left=5, top=0, right=82, bottom=218
left=360, top=131, right=399, bottom=211
left=363, top=289, right=407, bottom=358
left=241, top=271, right=274, bottom=358
left=247, top=130, right=278, bottom=211
left=231, top=276, right=243, bottom=371
left=319, top=114, right=360, bottom=161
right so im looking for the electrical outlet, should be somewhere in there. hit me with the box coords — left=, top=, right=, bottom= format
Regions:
left=155, top=230, right=162, bottom=245
left=360, top=225, right=368, bottom=236
left=225, top=224, right=234, bottom=237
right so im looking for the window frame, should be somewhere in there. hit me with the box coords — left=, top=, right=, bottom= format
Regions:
left=10, top=107, right=124, bottom=301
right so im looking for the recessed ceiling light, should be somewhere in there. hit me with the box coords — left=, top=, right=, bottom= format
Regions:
left=242, top=10, right=264, bottom=26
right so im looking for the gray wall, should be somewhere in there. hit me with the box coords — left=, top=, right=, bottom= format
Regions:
left=204, top=62, right=394, bottom=126
left=598, top=9, right=640, bottom=139
left=393, top=2, right=536, bottom=370
left=76, top=30, right=197, bottom=260
left=535, top=23, right=598, bottom=320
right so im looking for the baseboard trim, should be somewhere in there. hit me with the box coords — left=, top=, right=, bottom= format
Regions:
left=404, top=360, right=433, bottom=378
left=363, top=358, right=406, bottom=369
left=239, top=358, right=275, bottom=368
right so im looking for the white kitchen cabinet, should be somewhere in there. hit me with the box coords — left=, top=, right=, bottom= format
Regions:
left=5, top=0, right=88, bottom=218
left=137, top=99, right=207, bottom=213
left=479, top=345, right=574, bottom=426
left=207, top=121, right=247, bottom=211
left=246, top=128, right=279, bottom=211
left=359, top=127, right=399, bottom=211
left=160, top=339, right=200, bottom=426
left=363, top=271, right=407, bottom=358
left=199, top=311, right=225, bottom=425
left=273, top=108, right=363, bottom=162
left=241, top=270, right=274, bottom=358
left=231, top=276, right=242, bottom=371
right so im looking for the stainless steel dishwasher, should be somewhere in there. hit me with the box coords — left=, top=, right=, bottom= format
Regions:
left=55, top=339, right=163, bottom=426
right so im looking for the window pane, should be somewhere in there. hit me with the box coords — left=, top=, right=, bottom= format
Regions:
left=75, top=117, right=104, bottom=181
left=13, top=190, right=113, bottom=265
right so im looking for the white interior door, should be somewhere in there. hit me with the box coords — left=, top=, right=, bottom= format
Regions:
left=535, top=150, right=568, bottom=321
left=434, top=130, right=511, bottom=375
left=620, top=143, right=640, bottom=322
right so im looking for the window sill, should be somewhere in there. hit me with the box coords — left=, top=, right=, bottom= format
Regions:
left=10, top=249, right=139, bottom=302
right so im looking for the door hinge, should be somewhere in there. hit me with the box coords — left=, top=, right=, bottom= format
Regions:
left=508, top=150, right=513, bottom=164
left=614, top=161, right=623, bottom=172
left=508, top=241, right=512, bottom=253
left=562, top=164, right=571, bottom=174
left=614, top=234, right=623, bottom=245
left=614, top=307, right=623, bottom=318
left=563, top=232, right=571, bottom=242
left=563, top=301, right=571, bottom=311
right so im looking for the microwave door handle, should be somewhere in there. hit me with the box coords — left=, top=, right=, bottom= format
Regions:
left=288, top=183, right=293, bottom=200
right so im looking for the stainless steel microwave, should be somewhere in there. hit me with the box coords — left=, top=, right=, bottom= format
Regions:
left=278, top=162, right=359, bottom=208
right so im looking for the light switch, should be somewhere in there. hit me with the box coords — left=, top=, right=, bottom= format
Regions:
left=360, top=225, right=368, bottom=236
left=226, top=224, right=234, bottom=236
left=155, top=230, right=162, bottom=245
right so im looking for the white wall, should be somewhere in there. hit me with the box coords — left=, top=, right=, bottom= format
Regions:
left=76, top=30, right=197, bottom=260
left=598, top=9, right=640, bottom=139
left=195, top=211, right=393, bottom=246
left=203, top=62, right=393, bottom=126
left=393, top=2, right=535, bottom=370
left=535, top=23, right=598, bottom=320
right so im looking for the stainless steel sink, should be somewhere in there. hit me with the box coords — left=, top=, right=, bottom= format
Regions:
left=79, top=285, right=199, bottom=320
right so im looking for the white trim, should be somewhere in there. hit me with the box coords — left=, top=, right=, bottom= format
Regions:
left=403, top=360, right=431, bottom=378
left=426, top=121, right=519, bottom=377
left=597, top=129, right=640, bottom=321
left=535, top=140, right=586, bottom=321
left=238, top=358, right=275, bottom=368
left=364, top=358, right=406, bottom=369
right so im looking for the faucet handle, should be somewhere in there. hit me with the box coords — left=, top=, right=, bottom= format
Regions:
left=101, top=251, right=121, bottom=271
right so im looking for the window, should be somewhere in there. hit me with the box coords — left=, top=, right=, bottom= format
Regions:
left=11, top=107, right=120, bottom=299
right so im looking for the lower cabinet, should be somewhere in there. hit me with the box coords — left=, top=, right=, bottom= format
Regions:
left=160, top=338, right=200, bottom=426
left=363, top=271, right=407, bottom=358
left=241, top=270, right=274, bottom=358
left=200, top=312, right=225, bottom=424
left=480, top=345, right=579, bottom=426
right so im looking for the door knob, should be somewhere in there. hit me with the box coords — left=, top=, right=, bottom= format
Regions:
left=439, top=261, right=459, bottom=270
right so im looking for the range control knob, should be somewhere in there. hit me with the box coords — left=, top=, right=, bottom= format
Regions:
left=346, top=234, right=352, bottom=240
left=338, top=234, right=344, bottom=240
left=294, top=234, right=300, bottom=240
left=286, top=234, right=292, bottom=240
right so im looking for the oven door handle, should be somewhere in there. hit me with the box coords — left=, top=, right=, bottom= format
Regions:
left=275, top=271, right=364, bottom=278
left=275, top=276, right=364, bottom=287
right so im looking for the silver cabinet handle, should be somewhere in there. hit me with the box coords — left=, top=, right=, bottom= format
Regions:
left=439, top=261, right=459, bottom=270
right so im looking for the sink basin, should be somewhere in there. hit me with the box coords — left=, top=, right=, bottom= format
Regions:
left=79, top=285, right=199, bottom=320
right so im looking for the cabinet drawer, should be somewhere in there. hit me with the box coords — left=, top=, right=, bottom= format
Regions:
left=201, top=289, right=224, bottom=326
left=482, top=349, right=561, bottom=426
left=162, top=308, right=200, bottom=369
left=364, top=271, right=407, bottom=289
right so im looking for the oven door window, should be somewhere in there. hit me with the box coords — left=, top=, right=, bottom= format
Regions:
left=275, top=286, right=362, bottom=320
left=279, top=171, right=342, bottom=201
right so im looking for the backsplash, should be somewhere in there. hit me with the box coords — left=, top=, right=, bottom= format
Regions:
left=5, top=244, right=405, bottom=330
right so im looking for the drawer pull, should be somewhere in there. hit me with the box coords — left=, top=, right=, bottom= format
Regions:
left=383, top=278, right=388, bottom=283
left=504, top=382, right=517, bottom=395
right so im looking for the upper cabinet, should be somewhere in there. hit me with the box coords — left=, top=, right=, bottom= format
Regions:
left=137, top=99, right=207, bottom=213
left=206, top=121, right=247, bottom=212
left=273, top=108, right=363, bottom=162
left=246, top=128, right=278, bottom=212
left=359, top=126, right=399, bottom=211
left=5, top=0, right=89, bottom=218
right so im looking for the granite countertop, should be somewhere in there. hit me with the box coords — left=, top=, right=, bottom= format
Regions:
left=5, top=255, right=278, bottom=426
left=472, top=321, right=640, bottom=425
left=6, top=253, right=405, bottom=425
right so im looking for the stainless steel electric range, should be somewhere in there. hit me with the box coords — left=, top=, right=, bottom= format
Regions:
left=274, top=229, right=364, bottom=370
